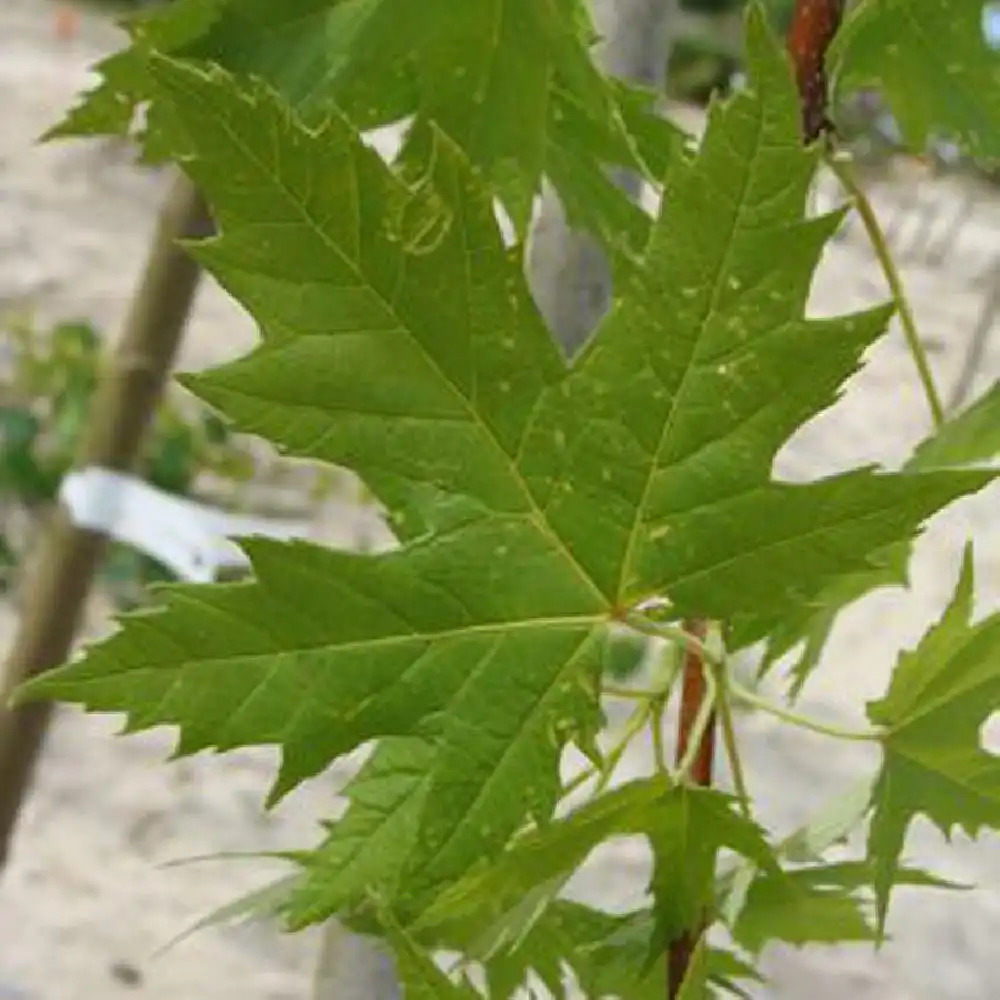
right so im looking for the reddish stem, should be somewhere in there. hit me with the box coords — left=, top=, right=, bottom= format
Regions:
left=667, top=618, right=714, bottom=998
left=787, top=0, right=846, bottom=143
left=669, top=10, right=844, bottom=992
left=53, top=5, right=81, bottom=42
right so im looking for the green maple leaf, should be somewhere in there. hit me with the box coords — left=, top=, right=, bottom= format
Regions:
left=748, top=538, right=910, bottom=698
left=786, top=382, right=1000, bottom=703
left=718, top=777, right=962, bottom=955
left=283, top=737, right=434, bottom=928
left=50, top=0, right=676, bottom=249
left=867, top=544, right=1000, bottom=931
left=378, top=907, right=479, bottom=999
left=649, top=786, right=775, bottom=945
left=416, top=775, right=677, bottom=936
left=833, top=0, right=1000, bottom=159
left=481, top=902, right=646, bottom=1000
left=749, top=379, right=1000, bottom=698
left=19, top=6, right=994, bottom=917
left=45, top=0, right=228, bottom=145
left=478, top=902, right=755, bottom=1000
left=778, top=778, right=874, bottom=863
left=545, top=76, right=679, bottom=257
left=413, top=777, right=772, bottom=951
left=731, top=860, right=959, bottom=954
left=178, top=0, right=638, bottom=231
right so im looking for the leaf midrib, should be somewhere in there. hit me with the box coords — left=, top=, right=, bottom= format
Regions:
left=615, top=104, right=767, bottom=602
left=65, top=612, right=604, bottom=689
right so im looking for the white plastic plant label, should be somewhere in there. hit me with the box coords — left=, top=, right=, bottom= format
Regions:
left=60, top=467, right=310, bottom=583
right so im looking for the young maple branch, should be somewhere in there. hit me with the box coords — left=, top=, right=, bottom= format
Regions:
left=667, top=617, right=714, bottom=999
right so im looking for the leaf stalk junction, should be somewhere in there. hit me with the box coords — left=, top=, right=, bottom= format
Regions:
left=593, top=610, right=882, bottom=995
left=599, top=611, right=880, bottom=788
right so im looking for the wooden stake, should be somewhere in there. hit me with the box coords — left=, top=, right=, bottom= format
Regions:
left=0, top=172, right=210, bottom=866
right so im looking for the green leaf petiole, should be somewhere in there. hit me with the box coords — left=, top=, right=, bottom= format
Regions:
left=826, top=151, right=945, bottom=429
left=726, top=676, right=880, bottom=742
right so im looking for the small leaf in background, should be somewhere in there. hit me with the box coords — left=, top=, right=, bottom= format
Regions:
left=101, top=547, right=149, bottom=599
left=476, top=900, right=757, bottom=1000
left=740, top=376, right=1000, bottom=697
left=0, top=408, right=41, bottom=453
left=145, top=422, right=198, bottom=496
left=0, top=408, right=52, bottom=502
left=283, top=738, right=434, bottom=929
left=908, top=380, right=1000, bottom=471
left=50, top=318, right=99, bottom=360
left=731, top=859, right=962, bottom=954
left=833, top=0, right=1000, bottom=159
left=415, top=776, right=677, bottom=943
left=378, top=906, right=478, bottom=1000
left=0, top=535, right=17, bottom=594
left=867, top=544, right=1000, bottom=931
left=48, top=320, right=100, bottom=417
left=650, top=787, right=776, bottom=947
left=780, top=778, right=873, bottom=863
left=600, top=626, right=649, bottom=681
left=201, top=411, right=230, bottom=445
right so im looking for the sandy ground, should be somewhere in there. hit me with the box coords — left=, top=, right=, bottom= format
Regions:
left=2, top=2, right=1000, bottom=998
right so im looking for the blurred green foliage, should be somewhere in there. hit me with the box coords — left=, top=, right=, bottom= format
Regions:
left=600, top=628, right=650, bottom=682
left=669, top=0, right=797, bottom=104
